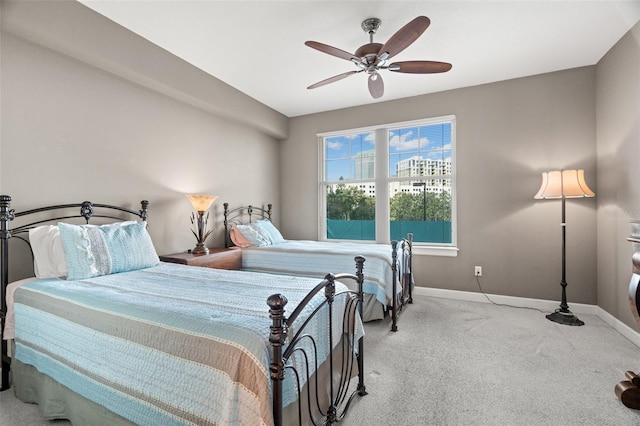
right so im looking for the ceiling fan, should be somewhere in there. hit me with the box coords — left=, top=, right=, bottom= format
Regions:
left=305, top=16, right=452, bottom=99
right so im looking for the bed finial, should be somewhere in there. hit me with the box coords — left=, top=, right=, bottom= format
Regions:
left=354, top=255, right=366, bottom=283
left=80, top=201, right=94, bottom=224
left=0, top=196, right=14, bottom=240
left=140, top=200, right=149, bottom=221
left=324, top=273, right=336, bottom=303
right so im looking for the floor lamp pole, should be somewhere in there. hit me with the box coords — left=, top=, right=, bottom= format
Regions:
left=546, top=196, right=584, bottom=326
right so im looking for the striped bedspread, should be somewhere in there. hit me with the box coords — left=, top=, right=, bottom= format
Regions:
left=241, top=240, right=406, bottom=307
left=13, top=263, right=359, bottom=426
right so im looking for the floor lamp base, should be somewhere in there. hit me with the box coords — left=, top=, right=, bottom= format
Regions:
left=546, top=309, right=585, bottom=326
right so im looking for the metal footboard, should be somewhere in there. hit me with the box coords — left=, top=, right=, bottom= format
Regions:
left=390, top=233, right=414, bottom=332
left=268, top=256, right=367, bottom=426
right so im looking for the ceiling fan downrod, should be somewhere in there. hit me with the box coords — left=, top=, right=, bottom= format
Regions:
left=361, top=17, right=381, bottom=43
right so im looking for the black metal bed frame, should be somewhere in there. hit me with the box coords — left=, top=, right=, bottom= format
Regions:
left=269, top=257, right=367, bottom=425
left=0, top=195, right=150, bottom=392
left=393, top=233, right=414, bottom=332
left=222, top=202, right=273, bottom=248
left=222, top=202, right=414, bottom=332
left=0, top=195, right=367, bottom=425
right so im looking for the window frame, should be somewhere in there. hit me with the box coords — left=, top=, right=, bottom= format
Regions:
left=318, top=115, right=458, bottom=257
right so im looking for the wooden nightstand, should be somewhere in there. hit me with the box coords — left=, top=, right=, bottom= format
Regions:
left=159, top=248, right=242, bottom=270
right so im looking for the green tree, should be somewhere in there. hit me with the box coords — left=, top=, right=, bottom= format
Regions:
left=327, top=185, right=375, bottom=220
left=390, top=190, right=451, bottom=221
left=390, top=192, right=422, bottom=220
left=430, top=190, right=451, bottom=221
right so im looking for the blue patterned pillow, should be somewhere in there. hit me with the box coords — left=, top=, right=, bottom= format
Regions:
left=59, top=221, right=159, bottom=280
left=235, top=223, right=270, bottom=247
left=253, top=219, right=285, bottom=244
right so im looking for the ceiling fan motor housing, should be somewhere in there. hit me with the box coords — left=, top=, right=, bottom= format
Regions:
left=354, top=43, right=384, bottom=68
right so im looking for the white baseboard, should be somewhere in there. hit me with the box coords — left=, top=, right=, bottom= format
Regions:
left=413, top=286, right=640, bottom=348
left=595, top=306, right=640, bottom=348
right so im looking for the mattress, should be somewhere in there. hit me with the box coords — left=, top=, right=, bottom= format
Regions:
left=241, top=239, right=407, bottom=307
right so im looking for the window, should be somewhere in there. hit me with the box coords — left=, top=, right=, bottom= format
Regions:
left=319, top=116, right=457, bottom=256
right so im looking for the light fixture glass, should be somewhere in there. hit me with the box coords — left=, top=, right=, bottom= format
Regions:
left=186, top=194, right=217, bottom=212
left=185, top=194, right=217, bottom=255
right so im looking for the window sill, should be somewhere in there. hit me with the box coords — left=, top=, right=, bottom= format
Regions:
left=412, top=245, right=459, bottom=257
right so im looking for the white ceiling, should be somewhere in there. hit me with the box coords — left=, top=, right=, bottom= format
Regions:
left=78, top=0, right=640, bottom=118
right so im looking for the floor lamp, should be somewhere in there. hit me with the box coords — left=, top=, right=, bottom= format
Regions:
left=534, top=169, right=595, bottom=326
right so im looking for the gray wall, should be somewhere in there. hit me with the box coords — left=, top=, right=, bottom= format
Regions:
left=283, top=68, right=598, bottom=305
left=596, top=20, right=640, bottom=330
left=0, top=1, right=286, bottom=279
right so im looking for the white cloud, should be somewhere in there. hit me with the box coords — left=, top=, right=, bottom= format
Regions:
left=389, top=131, right=430, bottom=151
left=326, top=141, right=342, bottom=150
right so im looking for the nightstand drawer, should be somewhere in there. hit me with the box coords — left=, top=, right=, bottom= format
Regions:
left=159, top=248, right=241, bottom=270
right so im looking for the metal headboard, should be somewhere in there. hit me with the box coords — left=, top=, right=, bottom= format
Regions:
left=223, top=203, right=272, bottom=248
left=0, top=195, right=149, bottom=391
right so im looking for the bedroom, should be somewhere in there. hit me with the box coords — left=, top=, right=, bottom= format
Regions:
left=1, top=0, right=640, bottom=423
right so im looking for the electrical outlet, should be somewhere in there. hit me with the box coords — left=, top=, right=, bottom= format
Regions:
left=474, top=266, right=482, bottom=277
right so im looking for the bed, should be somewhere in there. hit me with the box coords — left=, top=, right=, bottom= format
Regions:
left=223, top=203, right=413, bottom=331
left=0, top=195, right=367, bottom=425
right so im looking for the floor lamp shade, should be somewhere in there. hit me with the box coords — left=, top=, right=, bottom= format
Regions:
left=534, top=169, right=595, bottom=200
left=535, top=169, right=594, bottom=326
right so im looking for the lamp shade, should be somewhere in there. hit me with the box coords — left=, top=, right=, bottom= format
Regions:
left=186, top=194, right=217, bottom=212
left=534, top=169, right=594, bottom=200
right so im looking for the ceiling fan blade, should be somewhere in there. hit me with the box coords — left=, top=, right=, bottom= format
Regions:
left=307, top=70, right=362, bottom=90
left=389, top=60, right=452, bottom=74
left=368, top=72, right=384, bottom=99
left=377, top=16, right=430, bottom=60
left=305, top=41, right=358, bottom=62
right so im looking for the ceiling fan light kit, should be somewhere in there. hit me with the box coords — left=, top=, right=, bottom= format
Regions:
left=305, top=16, right=452, bottom=99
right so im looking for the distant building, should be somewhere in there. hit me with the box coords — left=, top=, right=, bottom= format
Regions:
left=396, top=156, right=451, bottom=177
left=328, top=155, right=452, bottom=197
left=354, top=150, right=375, bottom=179
left=392, top=156, right=452, bottom=196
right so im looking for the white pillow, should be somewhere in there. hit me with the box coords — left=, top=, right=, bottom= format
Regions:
left=29, top=225, right=68, bottom=278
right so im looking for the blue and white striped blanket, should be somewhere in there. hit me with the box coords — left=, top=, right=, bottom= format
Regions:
left=13, top=263, right=360, bottom=426
left=241, top=240, right=406, bottom=307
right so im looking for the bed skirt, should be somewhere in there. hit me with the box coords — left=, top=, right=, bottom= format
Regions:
left=362, top=293, right=385, bottom=321
left=12, top=358, right=133, bottom=425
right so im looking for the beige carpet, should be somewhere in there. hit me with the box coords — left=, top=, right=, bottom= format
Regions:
left=2, top=294, right=640, bottom=425
left=345, top=295, right=640, bottom=425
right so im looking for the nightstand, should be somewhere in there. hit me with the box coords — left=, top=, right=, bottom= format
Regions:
left=159, top=248, right=242, bottom=270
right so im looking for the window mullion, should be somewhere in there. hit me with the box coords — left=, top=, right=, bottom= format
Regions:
left=375, top=128, right=389, bottom=244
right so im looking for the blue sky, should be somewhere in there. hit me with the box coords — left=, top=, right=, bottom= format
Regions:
left=325, top=123, right=452, bottom=181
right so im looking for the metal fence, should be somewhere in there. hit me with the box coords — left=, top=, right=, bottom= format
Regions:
left=326, top=219, right=451, bottom=243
